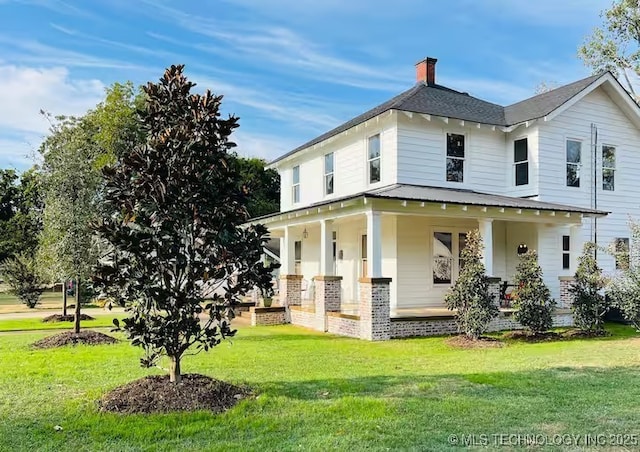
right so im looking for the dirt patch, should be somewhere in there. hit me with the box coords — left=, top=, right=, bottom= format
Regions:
left=561, top=329, right=611, bottom=339
left=99, top=374, right=251, bottom=414
left=32, top=330, right=118, bottom=349
left=42, top=314, right=95, bottom=323
left=502, top=330, right=562, bottom=342
left=445, top=335, right=504, bottom=349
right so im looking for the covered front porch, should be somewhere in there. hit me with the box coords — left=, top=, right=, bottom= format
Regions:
left=250, top=185, right=604, bottom=340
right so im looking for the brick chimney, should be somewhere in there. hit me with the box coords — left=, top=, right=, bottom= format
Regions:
left=415, top=57, right=438, bottom=85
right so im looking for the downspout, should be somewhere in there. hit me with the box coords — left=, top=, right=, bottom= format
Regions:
left=591, top=123, right=598, bottom=259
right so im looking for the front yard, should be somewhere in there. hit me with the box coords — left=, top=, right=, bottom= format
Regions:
left=1, top=321, right=639, bottom=451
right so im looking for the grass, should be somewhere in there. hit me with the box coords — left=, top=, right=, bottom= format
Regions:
left=0, top=323, right=639, bottom=451
left=0, top=315, right=124, bottom=332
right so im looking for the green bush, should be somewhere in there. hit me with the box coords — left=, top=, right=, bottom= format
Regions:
left=444, top=229, right=498, bottom=339
left=512, top=250, right=556, bottom=334
left=570, top=242, right=608, bottom=332
left=607, top=221, right=640, bottom=330
left=1, top=253, right=44, bottom=308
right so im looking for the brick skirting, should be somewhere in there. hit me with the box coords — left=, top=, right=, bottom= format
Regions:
left=326, top=312, right=361, bottom=339
left=250, top=307, right=287, bottom=326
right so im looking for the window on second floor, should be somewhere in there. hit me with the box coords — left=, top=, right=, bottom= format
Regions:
left=566, top=140, right=581, bottom=187
left=324, top=152, right=334, bottom=195
left=368, top=134, right=381, bottom=184
left=603, top=145, right=616, bottom=191
left=292, top=165, right=300, bottom=204
left=446, top=133, right=465, bottom=183
left=514, top=138, right=529, bottom=186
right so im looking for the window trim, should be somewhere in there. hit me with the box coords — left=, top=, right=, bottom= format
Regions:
left=430, top=227, right=469, bottom=287
left=565, top=138, right=582, bottom=188
left=292, top=165, right=300, bottom=204
left=294, top=240, right=302, bottom=275
left=445, top=132, right=466, bottom=184
left=602, top=144, right=616, bottom=192
left=562, top=235, right=570, bottom=270
left=513, top=137, right=529, bottom=186
left=324, top=152, right=334, bottom=196
left=367, top=134, right=382, bottom=185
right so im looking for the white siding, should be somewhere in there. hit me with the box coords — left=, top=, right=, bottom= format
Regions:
left=538, top=87, right=640, bottom=272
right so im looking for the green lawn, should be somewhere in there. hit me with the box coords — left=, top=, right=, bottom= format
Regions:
left=0, top=315, right=123, bottom=332
left=0, top=290, right=62, bottom=306
left=1, top=323, right=639, bottom=451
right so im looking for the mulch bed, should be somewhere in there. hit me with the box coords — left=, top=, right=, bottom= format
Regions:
left=99, top=374, right=251, bottom=414
left=560, top=329, right=611, bottom=339
left=32, top=330, right=118, bottom=349
left=445, top=335, right=504, bottom=349
left=503, top=329, right=611, bottom=342
left=42, top=314, right=95, bottom=323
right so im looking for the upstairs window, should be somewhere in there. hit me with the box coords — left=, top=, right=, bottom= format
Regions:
left=446, top=133, right=465, bottom=183
left=292, top=165, right=300, bottom=204
left=514, top=138, right=529, bottom=186
left=566, top=140, right=581, bottom=187
left=324, top=153, right=334, bottom=195
left=368, top=134, right=381, bottom=184
left=603, top=145, right=616, bottom=191
left=562, top=235, right=570, bottom=270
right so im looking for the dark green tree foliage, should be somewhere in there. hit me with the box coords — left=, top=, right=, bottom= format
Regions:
left=570, top=242, right=608, bottom=333
left=0, top=169, right=43, bottom=262
left=96, top=65, right=275, bottom=384
left=444, top=229, right=498, bottom=339
left=512, top=250, right=556, bottom=334
left=233, top=157, right=280, bottom=218
left=1, top=253, right=44, bottom=308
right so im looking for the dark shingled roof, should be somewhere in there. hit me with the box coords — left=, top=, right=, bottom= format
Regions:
left=271, top=73, right=606, bottom=164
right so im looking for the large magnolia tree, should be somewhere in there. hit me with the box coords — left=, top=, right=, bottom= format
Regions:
left=96, top=65, right=275, bottom=384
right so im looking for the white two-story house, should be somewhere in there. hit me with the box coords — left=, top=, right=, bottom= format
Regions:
left=249, top=57, right=640, bottom=340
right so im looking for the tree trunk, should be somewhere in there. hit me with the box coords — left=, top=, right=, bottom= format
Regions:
left=74, top=278, right=81, bottom=334
left=62, top=279, right=67, bottom=317
left=169, top=355, right=182, bottom=384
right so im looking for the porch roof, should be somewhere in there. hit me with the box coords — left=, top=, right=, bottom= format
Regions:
left=249, top=183, right=608, bottom=224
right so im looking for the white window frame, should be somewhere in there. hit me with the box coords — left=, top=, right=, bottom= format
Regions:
left=367, top=134, right=381, bottom=185
left=566, top=139, right=582, bottom=188
left=513, top=137, right=529, bottom=186
left=294, top=240, right=302, bottom=275
left=602, top=144, right=616, bottom=191
left=445, top=132, right=466, bottom=183
left=292, top=165, right=300, bottom=204
left=562, top=235, right=570, bottom=270
left=324, top=152, right=334, bottom=195
left=430, top=227, right=469, bottom=287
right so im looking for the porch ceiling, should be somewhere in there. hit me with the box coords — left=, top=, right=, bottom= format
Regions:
left=248, top=183, right=607, bottom=230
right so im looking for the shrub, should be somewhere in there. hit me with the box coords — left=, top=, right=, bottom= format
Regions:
left=570, top=242, right=608, bottom=332
left=1, top=253, right=44, bottom=308
left=607, top=221, right=640, bottom=330
left=512, top=250, right=556, bottom=334
left=444, top=229, right=498, bottom=339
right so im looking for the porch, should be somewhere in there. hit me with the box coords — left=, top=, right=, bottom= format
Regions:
left=249, top=184, right=605, bottom=340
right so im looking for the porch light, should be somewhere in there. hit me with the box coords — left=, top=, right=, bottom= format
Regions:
left=517, top=243, right=528, bottom=255
left=302, top=228, right=309, bottom=239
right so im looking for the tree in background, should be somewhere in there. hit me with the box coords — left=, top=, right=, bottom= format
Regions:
left=1, top=253, right=44, bottom=308
left=607, top=221, right=640, bottom=330
left=579, top=0, right=640, bottom=100
left=570, top=242, right=609, bottom=333
left=96, top=65, right=275, bottom=384
left=444, top=229, right=498, bottom=339
left=0, top=168, right=43, bottom=263
left=512, top=250, right=556, bottom=335
left=233, top=157, right=280, bottom=218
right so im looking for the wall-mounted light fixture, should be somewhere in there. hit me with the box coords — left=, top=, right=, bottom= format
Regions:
left=302, top=228, right=309, bottom=239
left=517, top=243, right=528, bottom=255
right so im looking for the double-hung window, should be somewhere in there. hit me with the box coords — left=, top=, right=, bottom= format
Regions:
left=446, top=133, right=465, bottom=182
left=603, top=145, right=616, bottom=191
left=566, top=140, right=581, bottom=187
left=294, top=240, right=302, bottom=274
left=292, top=165, right=300, bottom=204
left=433, top=231, right=468, bottom=285
left=324, top=153, right=334, bottom=195
left=562, top=235, right=570, bottom=270
left=514, top=138, right=529, bottom=186
left=368, top=135, right=381, bottom=184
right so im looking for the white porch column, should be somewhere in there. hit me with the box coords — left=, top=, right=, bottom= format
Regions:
left=366, top=211, right=382, bottom=278
left=478, top=218, right=494, bottom=276
left=570, top=222, right=584, bottom=272
left=281, top=226, right=296, bottom=275
left=320, top=219, right=334, bottom=276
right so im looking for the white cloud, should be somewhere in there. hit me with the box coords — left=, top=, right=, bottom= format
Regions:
left=0, top=65, right=104, bottom=135
left=232, top=131, right=300, bottom=161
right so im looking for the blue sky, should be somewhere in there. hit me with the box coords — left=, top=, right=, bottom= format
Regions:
left=0, top=0, right=611, bottom=170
